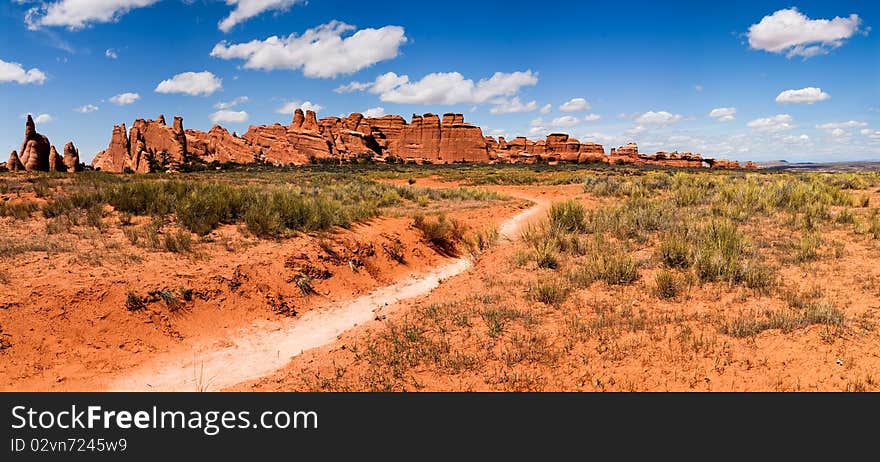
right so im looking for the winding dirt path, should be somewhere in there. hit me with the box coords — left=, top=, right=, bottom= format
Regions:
left=107, top=190, right=550, bottom=391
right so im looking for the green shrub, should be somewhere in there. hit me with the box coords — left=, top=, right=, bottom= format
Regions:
left=529, top=279, right=570, bottom=306
left=548, top=200, right=586, bottom=232
left=413, top=214, right=466, bottom=255
left=654, top=269, right=681, bottom=300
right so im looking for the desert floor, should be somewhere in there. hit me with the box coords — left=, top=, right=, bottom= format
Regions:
left=2, top=165, right=879, bottom=391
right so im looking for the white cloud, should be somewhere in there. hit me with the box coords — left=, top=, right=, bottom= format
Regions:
left=0, top=59, right=47, bottom=84
left=219, top=0, right=305, bottom=32
left=211, top=21, right=407, bottom=79
left=551, top=115, right=580, bottom=127
left=539, top=104, right=552, bottom=114
left=775, top=87, right=830, bottom=104
left=210, top=110, right=249, bottom=124
left=818, top=120, right=866, bottom=138
left=74, top=104, right=99, bottom=113
left=780, top=134, right=810, bottom=144
left=816, top=121, right=866, bottom=130
left=105, top=48, right=118, bottom=59
left=634, top=110, right=683, bottom=125
left=559, top=97, right=590, bottom=112
left=627, top=125, right=646, bottom=135
left=709, top=107, right=736, bottom=122
left=339, top=70, right=538, bottom=105
left=582, top=114, right=601, bottom=122
left=363, top=107, right=385, bottom=118
left=490, top=97, right=538, bottom=114
left=109, top=92, right=140, bottom=105
left=32, top=113, right=53, bottom=124
left=694, top=85, right=703, bottom=92
left=747, top=114, right=794, bottom=132
left=214, top=96, right=249, bottom=109
left=860, top=129, right=880, bottom=140
left=275, top=100, right=322, bottom=114
left=155, top=71, right=221, bottom=96
left=747, top=7, right=863, bottom=58
left=27, top=0, right=159, bottom=30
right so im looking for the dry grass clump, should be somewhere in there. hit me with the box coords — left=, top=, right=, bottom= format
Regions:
left=413, top=214, right=467, bottom=256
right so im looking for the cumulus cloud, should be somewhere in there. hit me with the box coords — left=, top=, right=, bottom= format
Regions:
left=210, top=110, right=249, bottom=124
left=709, top=107, right=736, bottom=122
left=26, top=0, right=160, bottom=30
left=74, top=104, right=99, bottom=113
left=860, top=129, right=880, bottom=140
left=490, top=97, right=538, bottom=114
left=775, top=87, right=830, bottom=104
left=747, top=7, right=863, bottom=58
left=780, top=134, right=810, bottom=144
left=634, top=110, right=683, bottom=125
left=747, top=114, right=794, bottom=132
left=105, top=48, right=118, bottom=59
left=817, top=120, right=866, bottom=138
left=214, top=96, right=249, bottom=109
left=0, top=59, right=47, bottom=84
left=275, top=100, right=322, bottom=114
left=211, top=21, right=407, bottom=79
left=558, top=98, right=590, bottom=112
left=219, top=0, right=305, bottom=32
left=816, top=121, right=866, bottom=130
left=109, top=92, right=140, bottom=105
left=539, top=104, right=552, bottom=114
left=582, top=114, right=601, bottom=122
left=155, top=71, right=221, bottom=96
left=363, top=107, right=385, bottom=118
left=551, top=115, right=580, bottom=127
left=336, top=70, right=538, bottom=106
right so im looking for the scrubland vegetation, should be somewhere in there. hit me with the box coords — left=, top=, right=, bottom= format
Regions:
left=232, top=165, right=880, bottom=392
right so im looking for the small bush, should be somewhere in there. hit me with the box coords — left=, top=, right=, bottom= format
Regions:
left=548, top=200, right=586, bottom=232
left=654, top=270, right=681, bottom=300
left=794, top=233, right=822, bottom=263
left=657, top=233, right=690, bottom=269
left=413, top=214, right=466, bottom=255
left=464, top=226, right=499, bottom=258
left=125, top=292, right=146, bottom=311
left=529, top=279, right=570, bottom=306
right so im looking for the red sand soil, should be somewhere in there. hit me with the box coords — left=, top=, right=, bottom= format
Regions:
left=0, top=181, right=526, bottom=391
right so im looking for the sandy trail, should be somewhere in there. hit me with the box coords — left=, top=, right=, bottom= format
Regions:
left=107, top=190, right=549, bottom=391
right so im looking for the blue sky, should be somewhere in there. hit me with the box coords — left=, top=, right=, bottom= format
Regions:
left=1, top=0, right=878, bottom=163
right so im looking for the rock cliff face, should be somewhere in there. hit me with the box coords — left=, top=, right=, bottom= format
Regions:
left=90, top=111, right=755, bottom=172
left=92, top=115, right=188, bottom=172
left=186, top=126, right=254, bottom=164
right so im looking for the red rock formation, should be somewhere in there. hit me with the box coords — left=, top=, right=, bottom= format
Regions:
left=241, top=109, right=332, bottom=165
left=7, top=151, right=24, bottom=171
left=608, top=142, right=640, bottom=164
left=186, top=125, right=254, bottom=164
left=88, top=111, right=755, bottom=171
left=92, top=124, right=131, bottom=172
left=18, top=115, right=51, bottom=172
left=438, top=113, right=489, bottom=163
left=93, top=115, right=188, bottom=172
left=577, top=143, right=605, bottom=163
left=63, top=142, right=81, bottom=172
left=48, top=145, right=65, bottom=172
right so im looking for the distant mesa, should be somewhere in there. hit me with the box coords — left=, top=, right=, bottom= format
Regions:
left=1, top=115, right=83, bottom=173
